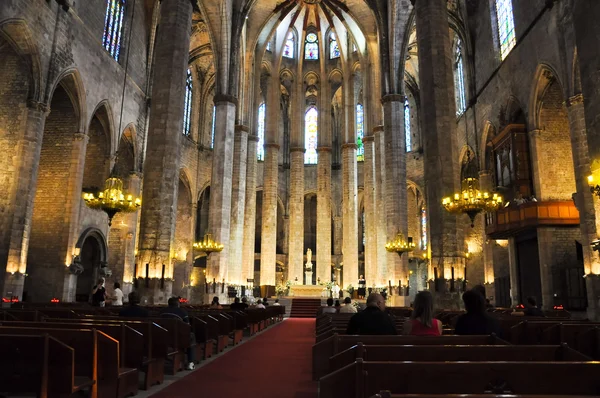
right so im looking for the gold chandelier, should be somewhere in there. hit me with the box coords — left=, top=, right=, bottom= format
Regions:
left=385, top=232, right=416, bottom=256
left=83, top=177, right=141, bottom=225
left=193, top=233, right=224, bottom=254
left=442, top=177, right=503, bottom=227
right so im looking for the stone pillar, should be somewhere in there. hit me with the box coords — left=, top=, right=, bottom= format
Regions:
left=260, top=143, right=279, bottom=287
left=382, top=95, right=408, bottom=291
left=342, top=143, right=359, bottom=289
left=374, top=126, right=388, bottom=286
left=2, top=100, right=49, bottom=300
left=242, top=134, right=259, bottom=285
left=363, top=134, right=377, bottom=289
left=414, top=0, right=459, bottom=281
left=288, top=148, right=305, bottom=283
left=136, top=0, right=193, bottom=303
left=479, top=171, right=495, bottom=288
left=227, top=125, right=248, bottom=285
left=507, top=237, right=520, bottom=306
left=317, top=147, right=332, bottom=283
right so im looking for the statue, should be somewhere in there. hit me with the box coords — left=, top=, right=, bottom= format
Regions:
left=305, top=248, right=312, bottom=271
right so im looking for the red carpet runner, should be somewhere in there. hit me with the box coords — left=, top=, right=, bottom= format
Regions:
left=151, top=319, right=317, bottom=398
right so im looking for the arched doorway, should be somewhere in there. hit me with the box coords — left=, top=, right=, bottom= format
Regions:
left=74, top=229, right=107, bottom=302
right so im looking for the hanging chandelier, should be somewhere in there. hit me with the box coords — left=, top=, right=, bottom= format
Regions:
left=193, top=233, right=224, bottom=254
left=83, top=177, right=141, bottom=225
left=385, top=233, right=416, bottom=256
left=442, top=177, right=503, bottom=227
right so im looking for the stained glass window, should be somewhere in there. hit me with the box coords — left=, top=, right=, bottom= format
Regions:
left=304, top=107, right=318, bottom=164
left=183, top=69, right=193, bottom=136
left=495, top=0, right=516, bottom=60
left=283, top=32, right=294, bottom=58
left=305, top=33, right=319, bottom=60
left=454, top=39, right=467, bottom=116
left=329, top=33, right=340, bottom=59
left=257, top=103, right=266, bottom=161
left=421, top=206, right=427, bottom=250
left=211, top=105, right=216, bottom=149
left=356, top=104, right=364, bottom=162
left=404, top=99, right=412, bottom=152
left=266, top=41, right=271, bottom=52
left=103, top=0, right=126, bottom=61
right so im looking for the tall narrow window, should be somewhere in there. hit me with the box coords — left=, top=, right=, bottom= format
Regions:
left=495, top=0, right=516, bottom=60
left=454, top=39, right=467, bottom=116
left=404, top=99, right=412, bottom=152
left=183, top=69, right=193, bottom=136
left=304, top=107, right=318, bottom=164
left=103, top=0, right=126, bottom=60
left=210, top=105, right=216, bottom=148
left=305, top=33, right=319, bottom=60
left=283, top=32, right=294, bottom=58
left=356, top=104, right=364, bottom=161
left=257, top=103, right=266, bottom=161
left=266, top=41, right=272, bottom=52
left=420, top=206, right=427, bottom=250
left=329, top=33, right=340, bottom=59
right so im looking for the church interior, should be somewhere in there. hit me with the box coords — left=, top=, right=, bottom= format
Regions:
left=2, top=0, right=600, bottom=397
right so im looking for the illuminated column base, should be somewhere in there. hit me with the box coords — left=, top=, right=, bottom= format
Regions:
left=136, top=278, right=173, bottom=305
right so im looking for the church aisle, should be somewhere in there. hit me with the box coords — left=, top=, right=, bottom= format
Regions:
left=150, top=318, right=317, bottom=398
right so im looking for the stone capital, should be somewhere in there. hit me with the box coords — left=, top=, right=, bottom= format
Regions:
left=248, top=135, right=260, bottom=142
left=568, top=94, right=584, bottom=107
left=213, top=94, right=238, bottom=106
left=290, top=146, right=306, bottom=153
left=316, top=146, right=332, bottom=153
left=529, top=129, right=542, bottom=139
left=341, top=143, right=358, bottom=150
left=381, top=94, right=405, bottom=104
left=73, top=132, right=89, bottom=143
left=235, top=125, right=250, bottom=133
left=129, top=171, right=143, bottom=180
left=27, top=99, right=50, bottom=114
left=373, top=125, right=384, bottom=134
left=265, top=143, right=280, bottom=150
left=363, top=135, right=375, bottom=143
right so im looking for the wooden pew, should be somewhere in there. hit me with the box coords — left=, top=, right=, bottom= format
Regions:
left=371, top=394, right=593, bottom=398
left=0, top=334, right=94, bottom=398
left=0, top=320, right=141, bottom=398
left=312, top=334, right=508, bottom=381
left=0, top=327, right=118, bottom=398
left=320, top=360, right=600, bottom=398
left=509, top=320, right=600, bottom=345
left=190, top=316, right=216, bottom=359
left=542, top=323, right=600, bottom=359
left=329, top=343, right=589, bottom=373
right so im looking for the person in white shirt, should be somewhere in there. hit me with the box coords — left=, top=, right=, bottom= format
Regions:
left=322, top=298, right=337, bottom=314
left=273, top=298, right=281, bottom=306
left=112, top=282, right=124, bottom=306
left=340, top=297, right=357, bottom=313
left=256, top=299, right=266, bottom=309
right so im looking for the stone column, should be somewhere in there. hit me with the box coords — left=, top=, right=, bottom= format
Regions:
left=363, top=134, right=377, bottom=289
left=116, top=172, right=142, bottom=297
left=507, top=237, right=520, bottom=306
left=317, top=147, right=332, bottom=283
left=242, top=134, right=259, bottom=285
left=382, top=95, right=408, bottom=292
left=342, top=143, right=359, bottom=289
left=374, top=126, right=388, bottom=286
left=479, top=171, right=495, bottom=288
left=414, top=0, right=459, bottom=281
left=288, top=147, right=305, bottom=283
left=227, top=125, right=248, bottom=285
left=2, top=100, right=49, bottom=299
left=260, top=143, right=279, bottom=287
left=136, top=0, right=193, bottom=303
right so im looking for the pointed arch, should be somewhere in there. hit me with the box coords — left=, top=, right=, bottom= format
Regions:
left=48, top=68, right=87, bottom=133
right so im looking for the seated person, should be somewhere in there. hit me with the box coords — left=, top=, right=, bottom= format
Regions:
left=119, top=291, right=149, bottom=318
left=210, top=296, right=223, bottom=309
left=255, top=299, right=265, bottom=309
left=454, top=289, right=502, bottom=336
left=524, top=296, right=545, bottom=317
left=263, top=297, right=269, bottom=306
left=346, top=293, right=397, bottom=335
left=161, top=297, right=195, bottom=370
left=339, top=297, right=357, bottom=313
left=273, top=298, right=281, bottom=306
left=230, top=297, right=244, bottom=311
left=403, top=291, right=442, bottom=336
left=240, top=296, right=249, bottom=309
left=472, top=284, right=494, bottom=309
left=322, top=298, right=337, bottom=314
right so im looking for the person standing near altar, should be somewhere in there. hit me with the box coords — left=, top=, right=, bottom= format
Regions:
left=358, top=275, right=366, bottom=299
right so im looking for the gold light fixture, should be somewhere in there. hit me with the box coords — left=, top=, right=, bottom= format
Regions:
left=83, top=177, right=141, bottom=225
left=587, top=174, right=600, bottom=198
left=442, top=177, right=503, bottom=227
left=193, top=233, right=224, bottom=254
left=385, top=233, right=416, bottom=257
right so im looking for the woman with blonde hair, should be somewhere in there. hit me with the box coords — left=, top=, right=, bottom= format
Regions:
left=403, top=291, right=442, bottom=336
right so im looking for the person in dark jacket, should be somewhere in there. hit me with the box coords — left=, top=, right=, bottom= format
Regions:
left=119, top=291, right=149, bottom=318
left=524, top=296, right=545, bottom=317
left=346, top=293, right=397, bottom=335
left=454, top=289, right=502, bottom=336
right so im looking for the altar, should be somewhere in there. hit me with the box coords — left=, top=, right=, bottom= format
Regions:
left=289, top=284, right=326, bottom=298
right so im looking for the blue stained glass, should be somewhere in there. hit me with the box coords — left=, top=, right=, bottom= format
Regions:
left=103, top=0, right=126, bottom=61
left=304, top=107, right=318, bottom=164
left=495, top=0, right=516, bottom=60
left=330, top=33, right=340, bottom=59
left=356, top=104, right=364, bottom=161
left=283, top=32, right=294, bottom=58
left=455, top=39, right=467, bottom=116
left=257, top=103, right=266, bottom=161
left=404, top=99, right=412, bottom=152
left=421, top=206, right=427, bottom=250
left=305, top=33, right=319, bottom=60
left=183, top=69, right=193, bottom=136
left=211, top=105, right=216, bottom=148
